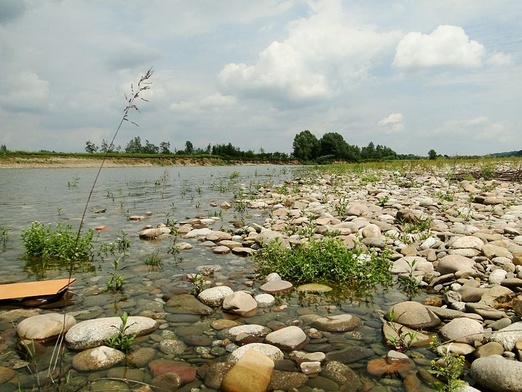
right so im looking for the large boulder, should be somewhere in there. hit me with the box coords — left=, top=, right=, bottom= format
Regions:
left=221, top=349, right=274, bottom=392
left=470, top=355, right=522, bottom=392
left=71, top=346, right=125, bottom=371
left=17, top=313, right=76, bottom=341
left=439, top=318, right=484, bottom=344
left=389, top=301, right=441, bottom=329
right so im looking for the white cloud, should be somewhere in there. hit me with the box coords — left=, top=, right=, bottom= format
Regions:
left=486, top=52, right=514, bottom=67
left=219, top=0, right=401, bottom=106
left=378, top=113, right=404, bottom=132
left=393, top=25, right=485, bottom=69
left=0, top=71, right=50, bottom=113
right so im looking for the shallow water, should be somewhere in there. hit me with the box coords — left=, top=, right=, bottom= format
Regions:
left=0, top=165, right=430, bottom=391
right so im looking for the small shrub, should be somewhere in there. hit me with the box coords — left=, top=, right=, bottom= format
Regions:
left=105, top=311, right=136, bottom=353
left=21, top=221, right=94, bottom=276
left=254, top=237, right=392, bottom=294
left=106, top=257, right=125, bottom=292
left=144, top=249, right=163, bottom=269
left=429, top=340, right=466, bottom=392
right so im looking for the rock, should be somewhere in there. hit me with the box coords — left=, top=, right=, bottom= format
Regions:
left=437, top=255, right=476, bottom=275
left=490, top=321, right=522, bottom=350
left=212, top=245, right=231, bottom=254
left=269, top=369, right=308, bottom=390
left=229, top=343, right=284, bottom=363
left=367, top=351, right=416, bottom=377
left=0, top=366, right=15, bottom=383
left=362, top=224, right=381, bottom=238
left=451, top=236, right=484, bottom=250
left=291, top=350, right=326, bottom=364
left=148, top=359, right=196, bottom=384
left=436, top=342, right=475, bottom=356
left=222, top=291, right=258, bottom=317
left=382, top=322, right=433, bottom=348
left=256, top=230, right=290, bottom=249
left=470, top=355, right=522, bottom=392
left=265, top=326, right=308, bottom=351
left=474, top=342, right=504, bottom=358
left=71, top=346, right=125, bottom=371
left=65, top=316, right=158, bottom=350
left=325, top=345, right=374, bottom=363
left=184, top=228, right=212, bottom=238
left=254, top=293, right=275, bottom=307
left=152, top=372, right=182, bottom=391
left=439, top=318, right=484, bottom=344
left=228, top=325, right=271, bottom=344
left=322, top=361, right=362, bottom=391
left=165, top=294, right=213, bottom=315
left=296, top=283, right=333, bottom=293
left=197, top=286, right=234, bottom=307
left=390, top=301, right=441, bottom=329
left=311, top=314, right=362, bottom=332
left=204, top=362, right=234, bottom=389
left=17, top=313, right=76, bottom=341
left=259, top=280, right=293, bottom=294
left=221, top=349, right=274, bottom=392
left=126, top=347, right=156, bottom=368
left=159, top=339, right=186, bottom=356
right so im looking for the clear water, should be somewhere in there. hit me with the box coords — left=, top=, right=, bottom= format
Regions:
left=0, top=165, right=428, bottom=391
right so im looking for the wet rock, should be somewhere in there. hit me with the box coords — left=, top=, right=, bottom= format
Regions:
left=229, top=343, right=284, bottom=362
left=197, top=286, right=234, bottom=307
left=228, top=324, right=271, bottom=344
left=148, top=359, right=196, bottom=384
left=126, top=347, right=155, bottom=368
left=17, top=313, right=76, bottom=341
left=265, top=326, right=308, bottom=351
left=222, top=349, right=274, bottom=392
left=367, top=351, right=416, bottom=377
left=65, top=316, right=158, bottom=350
left=203, top=361, right=234, bottom=389
left=269, top=369, right=308, bottom=390
left=474, top=341, right=504, bottom=358
left=322, top=361, right=362, bottom=391
left=325, top=345, right=374, bottom=363
left=159, top=339, right=186, bottom=356
left=165, top=294, right=213, bottom=315
left=0, top=366, right=15, bottom=383
left=259, top=279, right=293, bottom=294
left=296, top=283, right=333, bottom=293
left=490, top=321, right=522, bottom=350
left=222, top=291, right=258, bottom=317
left=389, top=301, right=441, bottom=329
left=439, top=317, right=484, bottom=344
left=382, top=322, right=433, bottom=348
left=470, top=355, right=522, bottom=392
left=311, top=314, right=362, bottom=332
left=71, top=346, right=125, bottom=371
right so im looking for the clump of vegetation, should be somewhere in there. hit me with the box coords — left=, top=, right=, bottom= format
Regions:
left=105, top=311, right=136, bottom=353
left=254, top=237, right=392, bottom=294
left=384, top=308, right=418, bottom=353
left=106, top=257, right=125, bottom=292
left=1, top=226, right=8, bottom=249
left=144, top=249, right=163, bottom=269
left=21, top=221, right=94, bottom=277
left=396, top=259, right=421, bottom=300
left=429, top=338, right=466, bottom=391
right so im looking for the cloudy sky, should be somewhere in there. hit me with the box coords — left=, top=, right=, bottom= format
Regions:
left=1, top=0, right=521, bottom=156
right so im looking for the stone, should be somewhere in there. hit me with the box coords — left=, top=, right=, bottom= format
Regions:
left=490, top=321, right=522, bottom=350
left=197, top=286, right=234, bottom=307
left=474, top=342, right=504, bottom=358
left=229, top=343, right=284, bottom=363
left=367, top=352, right=416, bottom=377
left=382, top=322, right=433, bottom=348
left=65, top=316, right=158, bottom=350
left=450, top=236, right=484, bottom=250
left=269, top=369, right=308, bottom=390
left=71, top=346, right=125, bottom=371
left=212, top=245, right=230, bottom=254
left=165, top=294, right=213, bottom=315
left=221, top=349, right=274, bottom=392
left=311, top=314, right=362, bottom=332
left=265, top=326, right=308, bottom=351
left=390, top=301, right=441, bottom=329
left=254, top=293, right=275, bottom=307
left=228, top=325, right=271, bottom=344
left=17, top=313, right=76, bottom=341
left=296, top=283, right=333, bottom=293
left=437, top=255, right=476, bottom=275
left=325, top=345, right=374, bottom=363
left=222, top=291, right=258, bottom=317
left=470, top=355, right=522, bottom=392
left=259, top=280, right=293, bottom=294
left=148, top=359, right=196, bottom=384
left=204, top=362, right=234, bottom=389
left=0, top=366, right=15, bottom=383
left=439, top=318, right=484, bottom=344
left=158, top=339, right=186, bottom=356
left=126, top=347, right=156, bottom=368
left=322, top=361, right=362, bottom=391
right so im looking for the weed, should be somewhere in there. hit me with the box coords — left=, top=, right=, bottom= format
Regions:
left=396, top=259, right=421, bottom=300
left=376, top=195, right=389, bottom=207
left=190, top=273, right=206, bottom=296
left=105, top=311, right=136, bottom=353
left=254, top=237, right=393, bottom=295
left=116, top=230, right=131, bottom=253
left=144, top=249, right=163, bottom=269
left=384, top=309, right=418, bottom=352
left=106, top=257, right=125, bottom=292
left=429, top=339, right=466, bottom=391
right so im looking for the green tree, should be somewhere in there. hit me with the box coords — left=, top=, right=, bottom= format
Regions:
left=159, top=141, right=171, bottom=154
left=185, top=141, right=194, bottom=154
left=319, top=132, right=348, bottom=160
left=125, top=136, right=143, bottom=153
left=292, top=130, right=320, bottom=161
left=428, top=149, right=437, bottom=160
left=143, top=139, right=159, bottom=154
left=85, top=141, right=98, bottom=154
left=100, top=139, right=113, bottom=153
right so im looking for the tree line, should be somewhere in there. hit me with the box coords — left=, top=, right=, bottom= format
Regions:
left=84, top=137, right=292, bottom=161
left=292, top=130, right=398, bottom=163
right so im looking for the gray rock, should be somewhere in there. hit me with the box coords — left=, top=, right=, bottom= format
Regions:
left=490, top=321, right=522, bottom=350
left=439, top=318, right=484, bottom=344
left=390, top=301, right=441, bottom=329
left=437, top=255, right=476, bottom=275
left=72, top=346, right=125, bottom=371
left=311, top=314, right=362, bottom=332
left=222, top=291, right=258, bottom=317
left=197, top=286, right=234, bottom=307
left=265, top=326, right=308, bottom=351
left=229, top=343, right=284, bottom=363
left=470, top=355, right=522, bottom=391
left=17, top=313, right=76, bottom=341
left=65, top=316, right=158, bottom=350
left=165, top=293, right=213, bottom=315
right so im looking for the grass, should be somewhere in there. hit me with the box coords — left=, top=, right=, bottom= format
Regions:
left=253, top=237, right=393, bottom=297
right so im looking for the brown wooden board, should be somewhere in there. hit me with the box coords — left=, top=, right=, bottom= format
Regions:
left=0, top=278, right=76, bottom=301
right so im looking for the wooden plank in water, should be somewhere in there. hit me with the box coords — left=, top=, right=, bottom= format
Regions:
left=0, top=278, right=76, bottom=300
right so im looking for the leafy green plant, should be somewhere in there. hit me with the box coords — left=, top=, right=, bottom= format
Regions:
left=21, top=222, right=94, bottom=277
left=376, top=195, right=389, bottom=207
left=106, top=257, right=125, bottom=292
left=397, top=259, right=421, bottom=300
left=254, top=237, right=392, bottom=294
left=105, top=311, right=136, bottom=353
left=190, top=273, right=206, bottom=296
left=116, top=230, right=131, bottom=253
left=429, top=339, right=466, bottom=392
left=384, top=308, right=418, bottom=352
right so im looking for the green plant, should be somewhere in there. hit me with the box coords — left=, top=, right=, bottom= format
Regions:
left=397, top=259, right=421, bottom=300
left=384, top=308, right=418, bottom=352
left=144, top=249, right=163, bottom=269
left=376, top=195, right=389, bottom=207
left=429, top=340, right=466, bottom=391
left=190, top=273, right=206, bottom=296
left=105, top=311, right=136, bottom=353
left=106, top=257, right=125, bottom=292
left=67, top=174, right=80, bottom=189
left=21, top=221, right=94, bottom=277
left=254, top=237, right=393, bottom=295
left=116, top=230, right=131, bottom=253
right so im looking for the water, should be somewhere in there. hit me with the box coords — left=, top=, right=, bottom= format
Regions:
left=0, top=165, right=426, bottom=391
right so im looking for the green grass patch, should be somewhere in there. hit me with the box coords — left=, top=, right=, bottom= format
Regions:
left=254, top=237, right=393, bottom=295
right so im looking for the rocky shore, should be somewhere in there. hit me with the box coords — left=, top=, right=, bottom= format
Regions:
left=2, top=163, right=522, bottom=391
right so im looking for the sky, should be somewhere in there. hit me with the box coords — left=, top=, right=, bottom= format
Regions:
left=0, top=0, right=521, bottom=157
